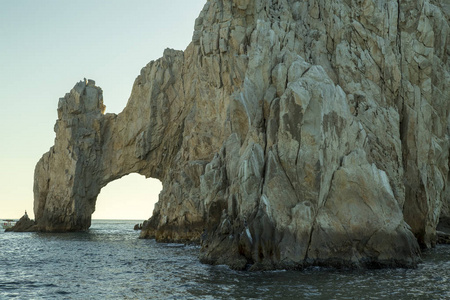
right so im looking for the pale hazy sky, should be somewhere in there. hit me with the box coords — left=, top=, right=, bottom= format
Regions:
left=0, top=0, right=206, bottom=220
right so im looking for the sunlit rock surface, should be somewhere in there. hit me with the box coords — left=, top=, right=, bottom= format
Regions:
left=33, top=0, right=449, bottom=269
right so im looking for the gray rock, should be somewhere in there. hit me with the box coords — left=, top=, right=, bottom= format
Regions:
left=6, top=213, right=36, bottom=232
left=437, top=231, right=450, bottom=244
left=32, top=0, right=449, bottom=269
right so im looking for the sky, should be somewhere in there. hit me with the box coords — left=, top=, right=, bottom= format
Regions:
left=0, top=0, right=206, bottom=220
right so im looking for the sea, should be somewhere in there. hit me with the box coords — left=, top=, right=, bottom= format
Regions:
left=1, top=220, right=449, bottom=299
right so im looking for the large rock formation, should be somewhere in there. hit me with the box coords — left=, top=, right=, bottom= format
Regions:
left=32, top=0, right=449, bottom=270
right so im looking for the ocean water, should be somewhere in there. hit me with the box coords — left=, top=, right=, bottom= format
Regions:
left=1, top=220, right=449, bottom=299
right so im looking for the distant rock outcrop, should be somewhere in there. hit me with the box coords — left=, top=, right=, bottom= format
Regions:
left=32, top=0, right=449, bottom=269
left=6, top=213, right=36, bottom=232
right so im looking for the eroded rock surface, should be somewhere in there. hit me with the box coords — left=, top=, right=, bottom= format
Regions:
left=32, top=0, right=449, bottom=269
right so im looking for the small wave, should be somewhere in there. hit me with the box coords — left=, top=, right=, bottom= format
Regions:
left=2, top=220, right=450, bottom=300
left=163, top=243, right=186, bottom=248
left=55, top=290, right=71, bottom=295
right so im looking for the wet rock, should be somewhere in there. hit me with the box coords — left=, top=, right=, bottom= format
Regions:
left=437, top=231, right=450, bottom=244
left=437, top=217, right=450, bottom=244
left=6, top=213, right=37, bottom=232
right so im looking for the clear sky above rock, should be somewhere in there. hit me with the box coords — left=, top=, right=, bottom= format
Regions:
left=0, top=0, right=206, bottom=219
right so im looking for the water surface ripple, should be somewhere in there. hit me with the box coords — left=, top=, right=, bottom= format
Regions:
left=1, top=220, right=449, bottom=299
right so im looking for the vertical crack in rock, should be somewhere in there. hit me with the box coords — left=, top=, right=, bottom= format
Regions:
left=31, top=0, right=449, bottom=270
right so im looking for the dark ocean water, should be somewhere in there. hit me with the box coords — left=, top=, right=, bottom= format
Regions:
left=1, top=220, right=449, bottom=299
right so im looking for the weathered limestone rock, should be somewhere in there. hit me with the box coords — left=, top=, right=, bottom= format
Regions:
left=31, top=0, right=449, bottom=269
left=34, top=79, right=106, bottom=231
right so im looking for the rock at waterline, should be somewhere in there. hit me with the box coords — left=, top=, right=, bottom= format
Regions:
left=437, top=231, right=450, bottom=244
left=6, top=213, right=36, bottom=232
left=29, top=0, right=449, bottom=270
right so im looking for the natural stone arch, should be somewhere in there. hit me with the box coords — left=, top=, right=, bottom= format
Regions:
left=92, top=173, right=161, bottom=220
left=32, top=0, right=450, bottom=270
left=34, top=49, right=194, bottom=232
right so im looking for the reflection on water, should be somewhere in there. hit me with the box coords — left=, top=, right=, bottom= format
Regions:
left=1, top=220, right=449, bottom=299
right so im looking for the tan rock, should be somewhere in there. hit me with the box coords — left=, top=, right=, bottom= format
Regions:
left=32, top=0, right=449, bottom=270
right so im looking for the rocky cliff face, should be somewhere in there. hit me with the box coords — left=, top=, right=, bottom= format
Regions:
left=33, top=0, right=449, bottom=270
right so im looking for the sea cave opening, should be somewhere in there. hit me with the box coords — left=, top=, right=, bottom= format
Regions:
left=92, top=173, right=162, bottom=221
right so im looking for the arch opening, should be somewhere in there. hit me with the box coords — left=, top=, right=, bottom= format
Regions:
left=92, top=173, right=162, bottom=220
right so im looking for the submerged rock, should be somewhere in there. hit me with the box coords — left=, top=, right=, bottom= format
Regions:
left=32, top=0, right=449, bottom=270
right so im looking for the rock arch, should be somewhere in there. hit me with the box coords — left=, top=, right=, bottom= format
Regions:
left=33, top=0, right=449, bottom=270
left=92, top=173, right=161, bottom=220
left=34, top=49, right=189, bottom=232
